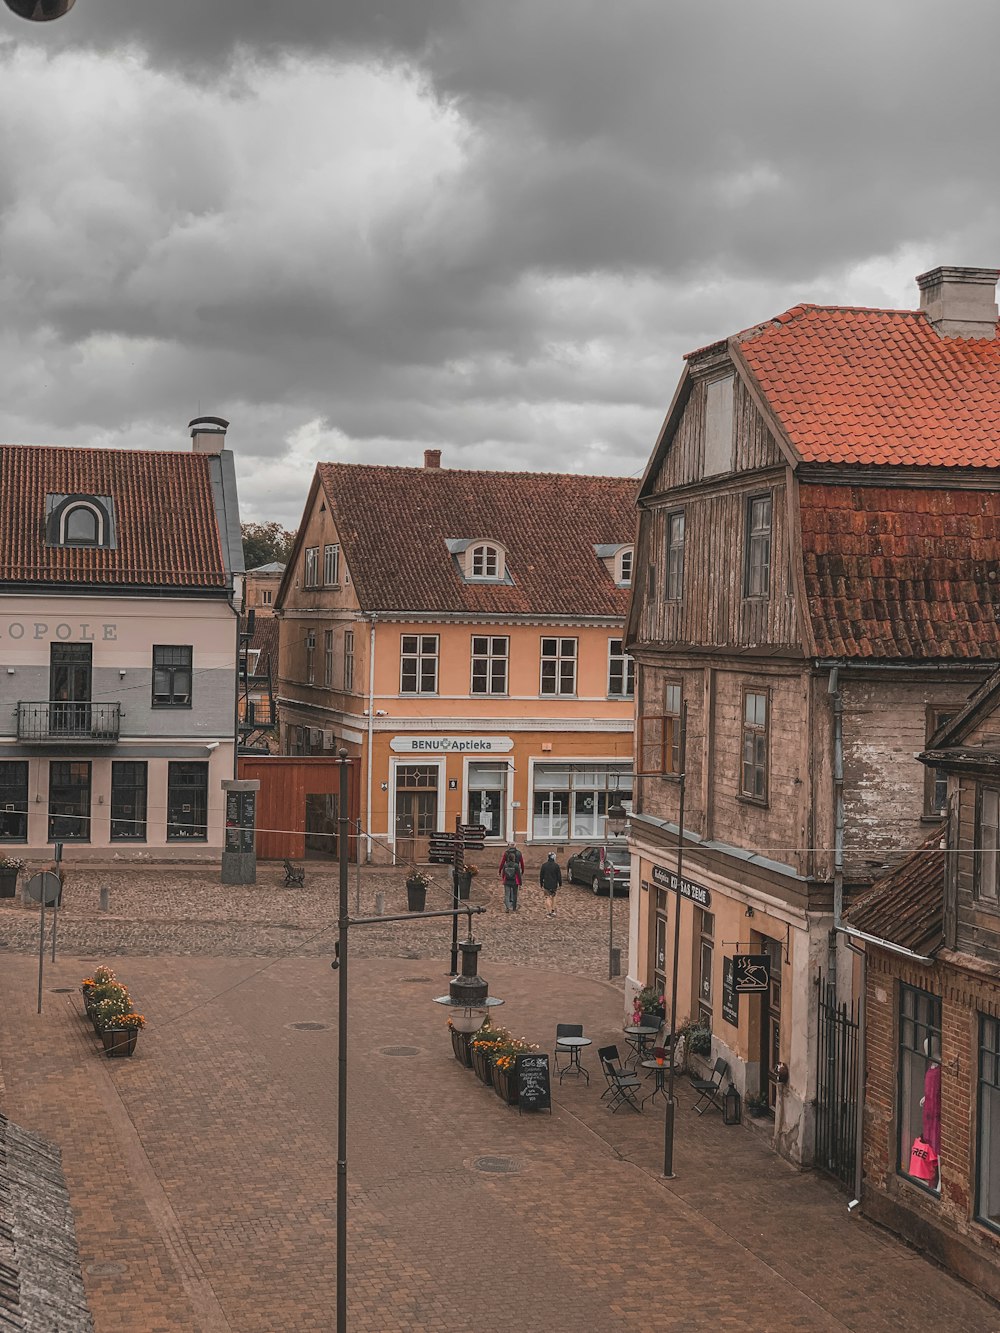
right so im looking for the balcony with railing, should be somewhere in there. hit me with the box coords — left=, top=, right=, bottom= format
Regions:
left=17, top=701, right=121, bottom=743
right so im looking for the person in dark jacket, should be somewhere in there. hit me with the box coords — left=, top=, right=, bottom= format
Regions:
left=539, top=852, right=562, bottom=916
left=499, top=843, right=524, bottom=912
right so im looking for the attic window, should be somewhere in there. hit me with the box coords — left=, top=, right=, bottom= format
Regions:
left=617, top=547, right=634, bottom=586
left=46, top=494, right=116, bottom=550
left=471, top=544, right=501, bottom=578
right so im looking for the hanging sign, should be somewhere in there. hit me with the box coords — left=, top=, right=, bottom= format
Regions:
left=722, top=957, right=739, bottom=1026
left=733, top=954, right=770, bottom=993
left=650, top=864, right=711, bottom=908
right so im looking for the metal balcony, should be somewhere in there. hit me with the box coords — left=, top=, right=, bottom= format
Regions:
left=17, top=701, right=121, bottom=743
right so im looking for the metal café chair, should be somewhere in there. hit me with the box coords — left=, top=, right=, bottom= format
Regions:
left=597, top=1045, right=642, bottom=1113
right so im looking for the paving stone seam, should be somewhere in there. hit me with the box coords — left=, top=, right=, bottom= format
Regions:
left=69, top=999, right=235, bottom=1333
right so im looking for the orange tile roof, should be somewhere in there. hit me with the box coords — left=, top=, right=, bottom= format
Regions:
left=0, top=445, right=226, bottom=587
left=799, top=483, right=1000, bottom=659
left=317, top=463, right=636, bottom=616
left=736, top=305, right=1000, bottom=467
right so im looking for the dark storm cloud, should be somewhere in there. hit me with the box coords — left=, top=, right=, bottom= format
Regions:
left=1, top=0, right=1000, bottom=522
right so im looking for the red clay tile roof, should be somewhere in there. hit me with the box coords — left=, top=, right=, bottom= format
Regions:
left=317, top=463, right=637, bottom=616
left=843, top=826, right=945, bottom=956
left=737, top=305, right=1000, bottom=467
left=799, top=483, right=1000, bottom=659
left=0, top=445, right=226, bottom=588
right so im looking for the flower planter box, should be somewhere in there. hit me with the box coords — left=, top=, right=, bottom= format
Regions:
left=450, top=1027, right=474, bottom=1068
left=457, top=873, right=472, bottom=901
left=471, top=1044, right=494, bottom=1087
left=493, top=1063, right=518, bottom=1105
left=101, top=1028, right=138, bottom=1058
left=0, top=870, right=18, bottom=899
left=406, top=880, right=427, bottom=912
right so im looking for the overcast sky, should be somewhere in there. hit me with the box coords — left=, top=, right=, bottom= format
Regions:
left=1, top=2, right=998, bottom=523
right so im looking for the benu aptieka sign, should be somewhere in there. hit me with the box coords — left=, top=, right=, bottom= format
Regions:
left=390, top=736, right=513, bottom=754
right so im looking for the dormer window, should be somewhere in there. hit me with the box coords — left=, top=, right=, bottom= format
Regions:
left=471, top=543, right=501, bottom=579
left=617, top=547, right=634, bottom=586
left=45, top=494, right=116, bottom=550
left=594, top=542, right=634, bottom=586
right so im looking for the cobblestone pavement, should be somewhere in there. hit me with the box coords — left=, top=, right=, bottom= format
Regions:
left=0, top=940, right=998, bottom=1332
left=0, top=861, right=630, bottom=979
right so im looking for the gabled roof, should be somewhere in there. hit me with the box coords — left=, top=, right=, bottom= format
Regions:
left=843, top=826, right=945, bottom=957
left=313, top=463, right=637, bottom=616
left=799, top=483, right=1000, bottom=659
left=736, top=305, right=1000, bottom=467
left=0, top=445, right=228, bottom=588
left=925, top=666, right=1000, bottom=749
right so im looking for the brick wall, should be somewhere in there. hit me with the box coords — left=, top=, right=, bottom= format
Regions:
left=863, top=948, right=1000, bottom=1300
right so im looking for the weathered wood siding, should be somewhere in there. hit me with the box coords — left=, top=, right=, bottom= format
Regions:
left=946, top=707, right=1000, bottom=960
left=839, top=677, right=987, bottom=884
left=636, top=662, right=706, bottom=837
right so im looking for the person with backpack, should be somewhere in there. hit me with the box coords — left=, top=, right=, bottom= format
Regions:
left=498, top=843, right=524, bottom=913
left=539, top=852, right=562, bottom=916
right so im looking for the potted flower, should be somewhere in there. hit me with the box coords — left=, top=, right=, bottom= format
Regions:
left=632, top=985, right=666, bottom=1028
left=101, top=1011, right=145, bottom=1058
left=470, top=1022, right=507, bottom=1087
left=491, top=1035, right=537, bottom=1105
left=92, top=983, right=131, bottom=1034
left=0, top=856, right=25, bottom=899
left=405, top=867, right=430, bottom=912
left=745, top=1090, right=771, bottom=1118
left=457, top=862, right=479, bottom=901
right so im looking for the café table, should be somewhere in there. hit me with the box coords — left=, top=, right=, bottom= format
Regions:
left=555, top=1035, right=592, bottom=1083
left=622, top=1023, right=661, bottom=1068
left=640, top=1057, right=671, bottom=1107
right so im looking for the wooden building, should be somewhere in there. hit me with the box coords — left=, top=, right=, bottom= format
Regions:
left=626, top=266, right=1000, bottom=1167
left=844, top=669, right=1000, bottom=1300
left=274, top=452, right=636, bottom=865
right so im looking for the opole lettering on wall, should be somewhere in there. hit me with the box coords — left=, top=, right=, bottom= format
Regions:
left=0, top=621, right=116, bottom=643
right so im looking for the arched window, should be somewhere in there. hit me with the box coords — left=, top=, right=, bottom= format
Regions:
left=617, top=547, right=634, bottom=586
left=60, top=502, right=103, bottom=546
left=470, top=543, right=503, bottom=579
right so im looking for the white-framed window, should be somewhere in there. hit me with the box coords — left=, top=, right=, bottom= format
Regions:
left=467, top=762, right=508, bottom=839
left=261, top=589, right=273, bottom=605
left=324, top=543, right=340, bottom=585
left=744, top=494, right=772, bottom=598
left=532, top=762, right=632, bottom=841
left=976, top=786, right=1000, bottom=905
left=324, top=630, right=334, bottom=687
left=466, top=542, right=505, bottom=580
left=306, top=630, right=316, bottom=685
left=400, top=634, right=438, bottom=694
left=617, top=547, right=633, bottom=586
left=666, top=510, right=685, bottom=601
left=608, top=639, right=634, bottom=698
left=304, top=546, right=319, bottom=588
left=540, top=637, right=577, bottom=696
left=62, top=501, right=103, bottom=546
left=344, top=630, right=355, bottom=692
left=471, top=636, right=509, bottom=695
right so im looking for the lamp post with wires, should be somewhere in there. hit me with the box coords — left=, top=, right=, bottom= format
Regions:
left=663, top=702, right=688, bottom=1178
left=605, top=785, right=629, bottom=979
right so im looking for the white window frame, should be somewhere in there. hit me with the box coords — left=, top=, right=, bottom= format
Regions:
left=466, top=542, right=505, bottom=581
left=344, top=629, right=355, bottom=692
left=304, top=546, right=319, bottom=588
left=324, top=630, right=334, bottom=688
left=540, top=636, right=577, bottom=696
left=60, top=500, right=104, bottom=547
left=607, top=639, right=634, bottom=698
left=665, top=510, right=685, bottom=601
left=471, top=635, right=509, bottom=695
left=400, top=634, right=439, bottom=695
left=323, top=543, right=340, bottom=586
left=617, top=546, right=633, bottom=586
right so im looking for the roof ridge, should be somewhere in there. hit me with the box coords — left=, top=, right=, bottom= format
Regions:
left=318, top=460, right=638, bottom=484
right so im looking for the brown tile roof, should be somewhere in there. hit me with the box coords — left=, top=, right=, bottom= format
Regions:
left=247, top=614, right=278, bottom=672
left=316, top=463, right=637, bottom=616
left=736, top=305, right=1000, bottom=467
left=843, top=826, right=945, bottom=956
left=0, top=445, right=226, bottom=588
left=799, top=483, right=1000, bottom=659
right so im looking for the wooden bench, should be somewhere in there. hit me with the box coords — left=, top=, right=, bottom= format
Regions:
left=283, top=859, right=305, bottom=888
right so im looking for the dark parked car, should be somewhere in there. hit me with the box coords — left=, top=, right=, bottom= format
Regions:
left=566, top=844, right=631, bottom=895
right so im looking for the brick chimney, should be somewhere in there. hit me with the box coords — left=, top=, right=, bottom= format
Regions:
left=916, top=266, right=1000, bottom=339
left=423, top=448, right=441, bottom=469
left=189, top=415, right=230, bottom=453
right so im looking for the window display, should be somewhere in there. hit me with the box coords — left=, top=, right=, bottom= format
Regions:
left=898, top=984, right=942, bottom=1192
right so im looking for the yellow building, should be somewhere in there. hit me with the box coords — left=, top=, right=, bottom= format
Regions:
left=276, top=451, right=636, bottom=863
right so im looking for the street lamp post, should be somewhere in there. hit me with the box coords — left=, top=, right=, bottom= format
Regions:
left=606, top=793, right=629, bottom=980
left=331, top=750, right=497, bottom=1333
left=663, top=702, right=688, bottom=1179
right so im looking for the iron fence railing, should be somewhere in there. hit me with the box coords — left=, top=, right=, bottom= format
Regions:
left=16, top=701, right=121, bottom=743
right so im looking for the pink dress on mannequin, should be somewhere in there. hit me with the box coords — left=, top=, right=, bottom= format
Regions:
left=922, top=1062, right=941, bottom=1154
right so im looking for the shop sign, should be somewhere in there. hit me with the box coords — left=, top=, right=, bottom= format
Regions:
left=722, top=957, right=739, bottom=1026
left=733, top=954, right=770, bottom=993
left=390, top=736, right=513, bottom=754
left=650, top=863, right=711, bottom=908
left=0, top=619, right=118, bottom=641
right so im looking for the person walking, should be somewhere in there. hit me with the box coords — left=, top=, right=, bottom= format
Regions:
left=539, top=852, right=562, bottom=916
left=499, top=843, right=524, bottom=913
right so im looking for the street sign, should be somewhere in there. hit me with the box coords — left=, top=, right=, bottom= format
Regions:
left=732, top=954, right=770, bottom=993
left=459, top=823, right=487, bottom=850
left=26, top=871, right=62, bottom=907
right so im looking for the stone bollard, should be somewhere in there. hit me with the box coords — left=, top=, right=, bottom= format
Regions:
left=375, top=892, right=385, bottom=916
left=99, top=885, right=110, bottom=913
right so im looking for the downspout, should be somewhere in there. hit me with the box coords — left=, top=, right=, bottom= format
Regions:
left=843, top=934, right=867, bottom=1212
left=366, top=614, right=376, bottom=865
left=828, top=667, right=844, bottom=980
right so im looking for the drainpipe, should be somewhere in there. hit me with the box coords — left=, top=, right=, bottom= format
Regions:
left=366, top=614, right=376, bottom=865
left=843, top=934, right=867, bottom=1212
left=828, top=667, right=844, bottom=984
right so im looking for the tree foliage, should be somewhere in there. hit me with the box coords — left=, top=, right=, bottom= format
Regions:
left=241, top=521, right=295, bottom=571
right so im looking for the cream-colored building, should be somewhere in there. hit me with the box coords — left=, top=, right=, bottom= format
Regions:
left=0, top=418, right=244, bottom=860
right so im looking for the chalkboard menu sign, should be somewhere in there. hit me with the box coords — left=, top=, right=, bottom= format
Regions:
left=516, top=1053, right=551, bottom=1114
left=722, top=957, right=739, bottom=1027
